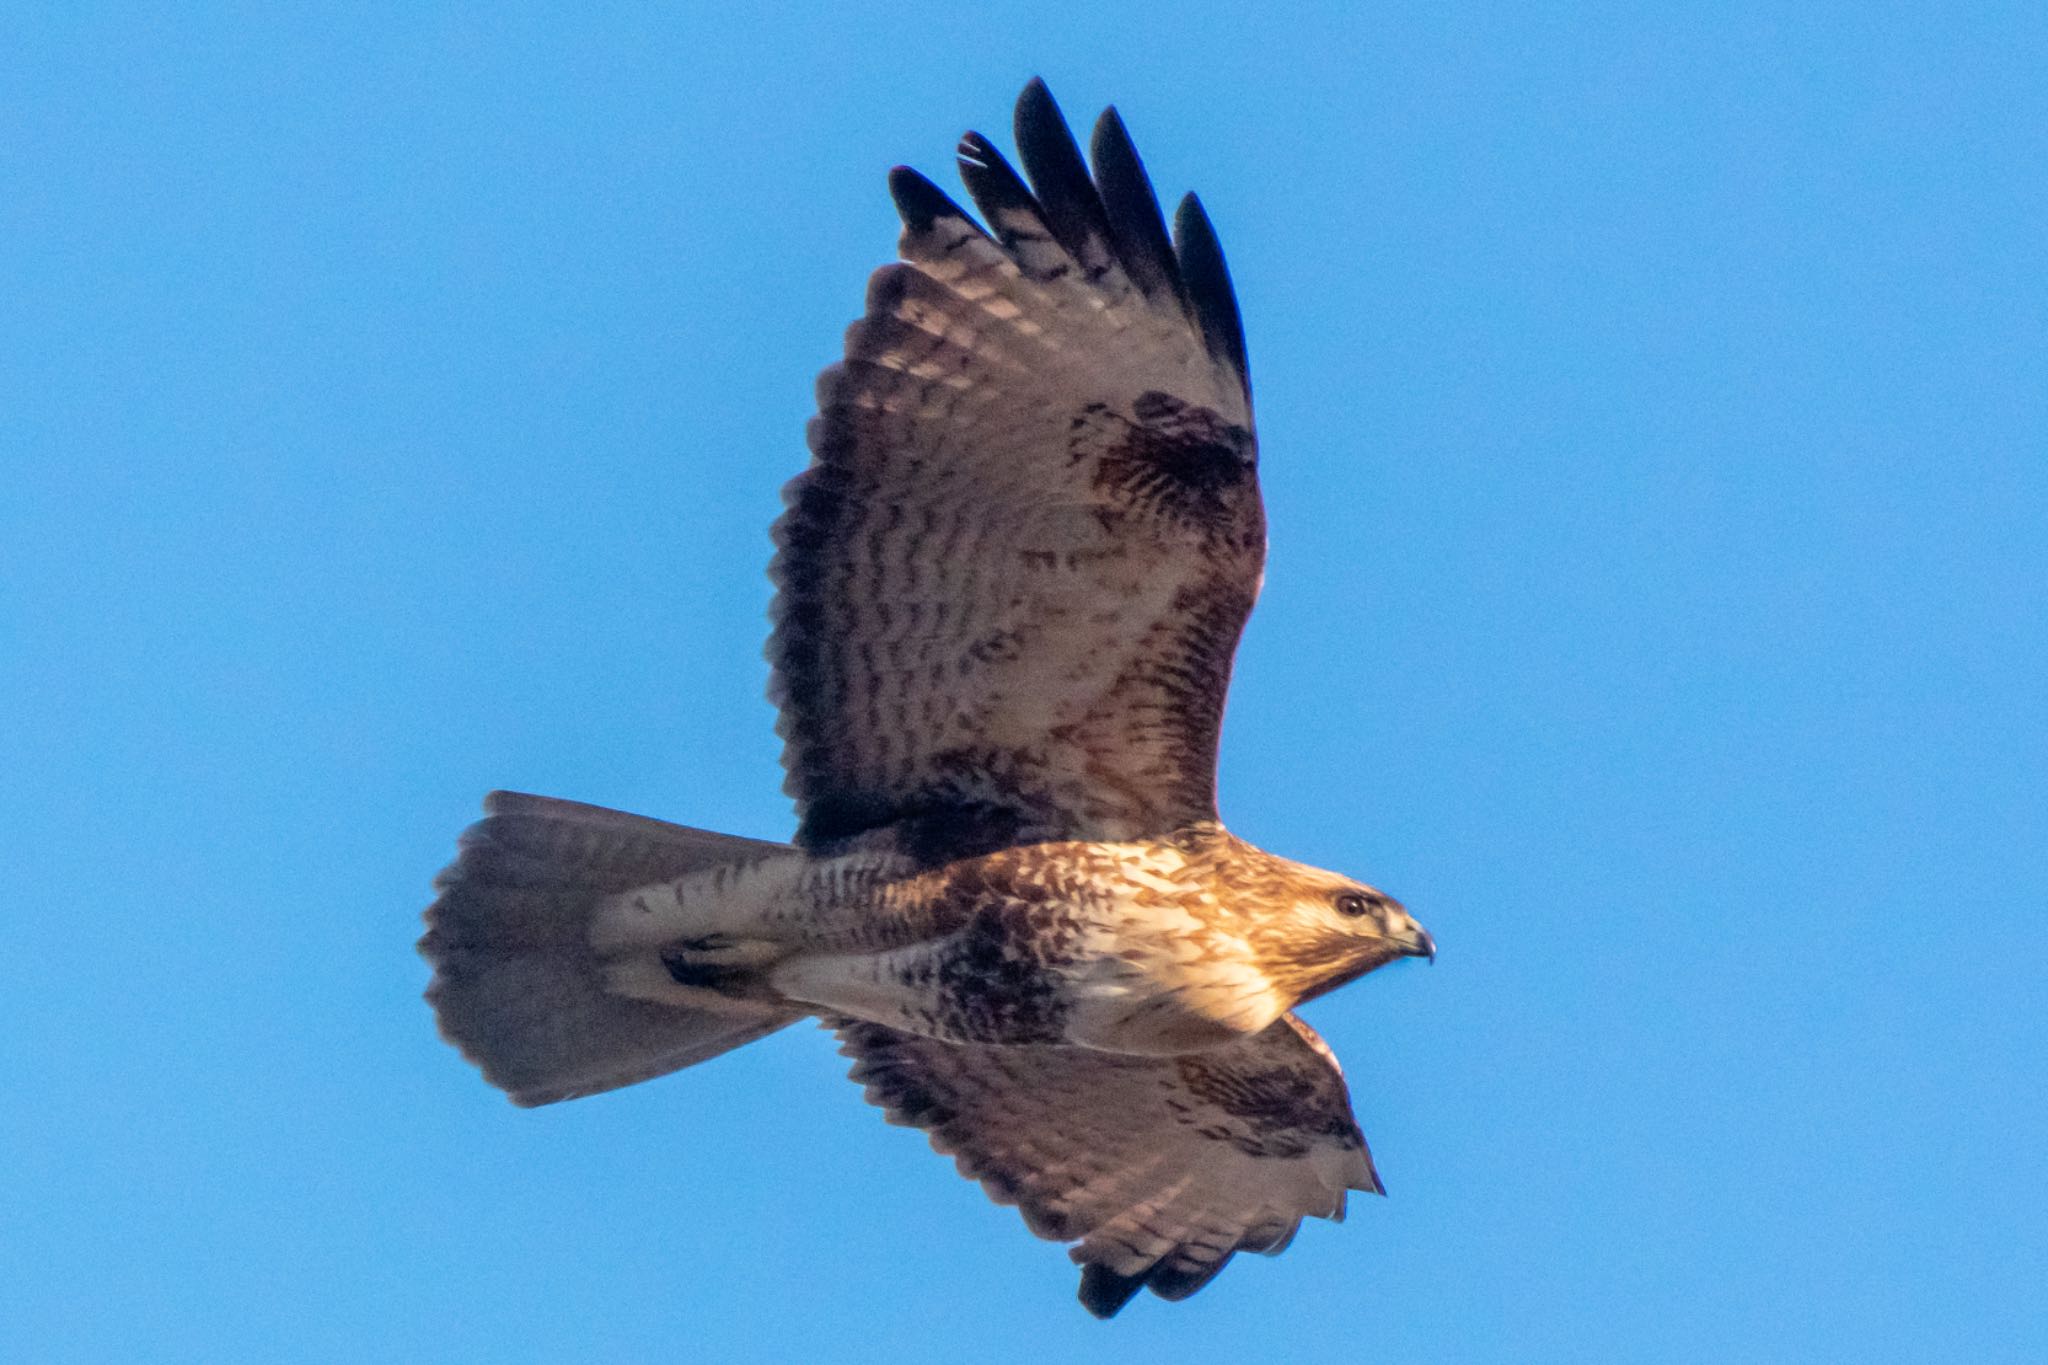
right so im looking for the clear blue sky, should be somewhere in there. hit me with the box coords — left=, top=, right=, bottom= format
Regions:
left=5, top=4, right=2043, bottom=1361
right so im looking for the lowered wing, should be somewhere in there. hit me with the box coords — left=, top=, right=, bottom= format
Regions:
left=837, top=1013, right=1380, bottom=1317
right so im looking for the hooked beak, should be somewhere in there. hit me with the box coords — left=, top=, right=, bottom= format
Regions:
left=1395, top=919, right=1436, bottom=964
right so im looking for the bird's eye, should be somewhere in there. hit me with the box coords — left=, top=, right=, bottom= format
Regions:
left=1334, top=892, right=1373, bottom=919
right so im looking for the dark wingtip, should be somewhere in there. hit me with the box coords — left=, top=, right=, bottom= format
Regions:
left=1014, top=77, right=1066, bottom=151
left=955, top=130, right=1046, bottom=254
left=888, top=165, right=981, bottom=237
left=1088, top=105, right=1186, bottom=303
left=904, top=84, right=1247, bottom=394
left=956, top=129, right=1002, bottom=168
left=1077, top=1263, right=1147, bottom=1319
left=1013, top=78, right=1115, bottom=272
left=1014, top=76, right=1069, bottom=155
left=1173, top=191, right=1250, bottom=392
left=1145, top=1254, right=1234, bottom=1303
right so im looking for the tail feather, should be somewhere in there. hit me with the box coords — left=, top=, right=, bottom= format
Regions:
left=421, top=791, right=803, bottom=1106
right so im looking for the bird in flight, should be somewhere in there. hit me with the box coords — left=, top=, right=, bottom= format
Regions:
left=421, top=78, right=1434, bottom=1318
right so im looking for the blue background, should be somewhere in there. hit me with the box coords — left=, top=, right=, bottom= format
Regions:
left=5, top=4, right=2043, bottom=1360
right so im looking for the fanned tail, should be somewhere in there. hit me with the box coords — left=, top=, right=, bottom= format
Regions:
left=420, top=791, right=803, bottom=1106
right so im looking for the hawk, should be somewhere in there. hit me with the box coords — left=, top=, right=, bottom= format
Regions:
left=421, top=78, right=1434, bottom=1318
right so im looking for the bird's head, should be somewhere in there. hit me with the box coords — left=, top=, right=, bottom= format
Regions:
left=1241, top=860, right=1434, bottom=1005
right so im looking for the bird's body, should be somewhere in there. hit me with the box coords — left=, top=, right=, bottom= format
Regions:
left=593, top=826, right=1424, bottom=1055
left=421, top=79, right=1433, bottom=1318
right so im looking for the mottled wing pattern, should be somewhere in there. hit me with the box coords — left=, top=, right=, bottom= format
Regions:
left=838, top=1012, right=1380, bottom=1317
left=771, top=80, right=1264, bottom=856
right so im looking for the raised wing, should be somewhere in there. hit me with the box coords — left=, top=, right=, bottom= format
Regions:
left=770, top=80, right=1264, bottom=858
left=837, top=1013, right=1380, bottom=1317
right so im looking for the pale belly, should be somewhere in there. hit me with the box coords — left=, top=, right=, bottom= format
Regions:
left=769, top=905, right=1287, bottom=1054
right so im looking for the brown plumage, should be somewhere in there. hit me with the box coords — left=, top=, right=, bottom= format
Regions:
left=420, top=78, right=1433, bottom=1318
